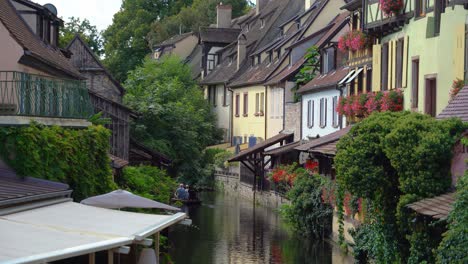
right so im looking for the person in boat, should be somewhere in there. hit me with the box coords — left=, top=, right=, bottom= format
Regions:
left=184, top=185, right=190, bottom=200
left=188, top=186, right=197, bottom=200
left=175, top=184, right=186, bottom=199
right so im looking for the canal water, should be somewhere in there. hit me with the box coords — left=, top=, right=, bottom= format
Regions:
left=168, top=192, right=353, bottom=264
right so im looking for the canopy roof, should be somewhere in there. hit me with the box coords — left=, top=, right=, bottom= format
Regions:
left=406, top=193, right=455, bottom=220
left=295, top=126, right=351, bottom=152
left=229, top=132, right=294, bottom=162
left=0, top=201, right=186, bottom=263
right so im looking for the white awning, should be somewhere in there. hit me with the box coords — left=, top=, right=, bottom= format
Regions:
left=0, top=202, right=186, bottom=264
left=344, top=67, right=364, bottom=84
left=338, top=69, right=355, bottom=85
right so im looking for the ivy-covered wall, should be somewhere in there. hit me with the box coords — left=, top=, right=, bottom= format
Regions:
left=0, top=123, right=116, bottom=201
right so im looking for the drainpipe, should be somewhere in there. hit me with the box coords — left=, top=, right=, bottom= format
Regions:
left=227, top=83, right=234, bottom=146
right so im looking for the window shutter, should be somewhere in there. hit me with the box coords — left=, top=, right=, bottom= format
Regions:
left=454, top=25, right=465, bottom=80
left=255, top=93, right=259, bottom=113
left=372, top=44, right=382, bottom=91
left=402, top=35, right=409, bottom=88
left=307, top=100, right=311, bottom=128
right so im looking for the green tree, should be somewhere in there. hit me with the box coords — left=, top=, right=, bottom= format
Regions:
left=103, top=0, right=189, bottom=82
left=436, top=169, right=468, bottom=264
left=148, top=0, right=249, bottom=46
left=60, top=17, right=104, bottom=56
left=124, top=56, right=222, bottom=184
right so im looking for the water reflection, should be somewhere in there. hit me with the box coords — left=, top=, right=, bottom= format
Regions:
left=168, top=192, right=352, bottom=264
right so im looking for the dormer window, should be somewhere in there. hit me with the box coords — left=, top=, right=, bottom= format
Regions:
left=260, top=19, right=265, bottom=28
left=277, top=49, right=281, bottom=59
left=296, top=20, right=301, bottom=29
left=268, top=52, right=273, bottom=63
left=321, top=47, right=336, bottom=74
left=257, top=55, right=261, bottom=65
left=251, top=56, right=255, bottom=67
left=228, top=56, right=233, bottom=65
left=246, top=23, right=250, bottom=32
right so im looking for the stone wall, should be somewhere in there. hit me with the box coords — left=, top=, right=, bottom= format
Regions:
left=214, top=169, right=289, bottom=209
left=284, top=102, right=301, bottom=141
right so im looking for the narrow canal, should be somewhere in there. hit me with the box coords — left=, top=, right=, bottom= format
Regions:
left=168, top=192, right=353, bottom=264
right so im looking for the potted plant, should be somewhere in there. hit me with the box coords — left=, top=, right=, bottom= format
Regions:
left=380, top=0, right=404, bottom=16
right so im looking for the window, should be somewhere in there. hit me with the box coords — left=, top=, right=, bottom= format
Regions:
left=243, top=93, right=248, bottom=116
left=352, top=12, right=359, bottom=31
left=257, top=55, right=261, bottom=65
left=223, top=85, right=229, bottom=106
left=366, top=67, right=372, bottom=92
left=332, top=96, right=339, bottom=128
left=412, top=59, right=420, bottom=109
left=307, top=100, right=314, bottom=128
left=322, top=47, right=336, bottom=74
left=268, top=52, right=273, bottom=64
left=207, top=53, right=217, bottom=72
left=319, top=98, right=327, bottom=128
left=381, top=43, right=389, bottom=91
left=251, top=56, right=255, bottom=67
left=255, top=92, right=264, bottom=115
left=395, top=39, right=404, bottom=88
left=207, top=86, right=217, bottom=107
left=415, top=0, right=427, bottom=17
left=270, top=88, right=283, bottom=119
left=235, top=94, right=240, bottom=117
left=277, top=49, right=281, bottom=59
left=228, top=56, right=233, bottom=65
left=260, top=19, right=265, bottom=28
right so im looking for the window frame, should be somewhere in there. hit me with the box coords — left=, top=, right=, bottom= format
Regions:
left=307, top=100, right=314, bottom=128
left=235, top=94, right=240, bottom=117
left=319, top=98, right=327, bottom=128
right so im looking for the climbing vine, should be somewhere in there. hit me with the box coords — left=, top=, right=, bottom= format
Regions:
left=335, top=111, right=466, bottom=263
left=0, top=123, right=115, bottom=201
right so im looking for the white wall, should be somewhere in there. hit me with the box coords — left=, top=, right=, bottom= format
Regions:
left=211, top=84, right=231, bottom=143
left=301, top=88, right=345, bottom=139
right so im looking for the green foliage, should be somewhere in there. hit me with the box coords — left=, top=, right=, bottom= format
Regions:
left=335, top=111, right=466, bottom=263
left=148, top=0, right=249, bottom=45
left=124, top=56, right=222, bottom=185
left=351, top=221, right=401, bottom=264
left=60, top=17, right=104, bottom=56
left=436, top=169, right=468, bottom=264
left=88, top=112, right=112, bottom=125
left=103, top=0, right=185, bottom=82
left=119, top=166, right=177, bottom=204
left=0, top=123, right=115, bottom=201
left=295, top=46, right=320, bottom=86
left=281, top=169, right=333, bottom=238
left=213, top=149, right=235, bottom=169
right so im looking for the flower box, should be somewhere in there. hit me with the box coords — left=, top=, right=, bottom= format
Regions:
left=380, top=0, right=404, bottom=16
left=336, top=89, right=403, bottom=120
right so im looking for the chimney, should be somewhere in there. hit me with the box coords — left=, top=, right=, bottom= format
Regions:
left=305, top=0, right=313, bottom=11
left=237, top=35, right=247, bottom=70
left=256, top=0, right=268, bottom=14
left=217, top=3, right=232, bottom=28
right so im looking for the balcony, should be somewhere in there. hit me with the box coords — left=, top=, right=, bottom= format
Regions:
left=0, top=71, right=93, bottom=126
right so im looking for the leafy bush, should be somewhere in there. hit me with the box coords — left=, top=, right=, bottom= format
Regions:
left=120, top=166, right=177, bottom=204
left=0, top=123, right=115, bottom=201
left=335, top=111, right=466, bottom=263
left=213, top=149, right=235, bottom=169
left=436, top=169, right=468, bottom=264
left=281, top=169, right=333, bottom=238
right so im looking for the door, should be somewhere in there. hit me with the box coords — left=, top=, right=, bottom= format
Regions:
left=425, top=78, right=437, bottom=117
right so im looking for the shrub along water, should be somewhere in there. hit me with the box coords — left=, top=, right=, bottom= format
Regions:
left=0, top=123, right=115, bottom=201
left=335, top=111, right=466, bottom=263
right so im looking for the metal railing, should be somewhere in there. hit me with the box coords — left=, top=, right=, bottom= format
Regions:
left=0, top=71, right=93, bottom=119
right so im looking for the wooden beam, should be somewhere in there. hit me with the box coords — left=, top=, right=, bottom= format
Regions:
left=89, top=253, right=95, bottom=264
left=155, top=232, right=160, bottom=264
left=107, top=250, right=114, bottom=264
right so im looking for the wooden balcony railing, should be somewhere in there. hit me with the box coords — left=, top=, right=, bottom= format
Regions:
left=0, top=71, right=93, bottom=119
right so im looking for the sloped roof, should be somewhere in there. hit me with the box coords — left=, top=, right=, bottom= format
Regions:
left=437, top=86, right=468, bottom=122
left=229, top=132, right=295, bottom=162
left=199, top=27, right=241, bottom=44
left=199, top=54, right=238, bottom=85
left=265, top=57, right=305, bottom=85
left=67, top=35, right=125, bottom=95
left=264, top=141, right=301, bottom=156
left=156, top=32, right=195, bottom=48
left=295, top=126, right=352, bottom=152
left=0, top=160, right=71, bottom=208
left=0, top=0, right=82, bottom=79
left=297, top=66, right=350, bottom=94
left=406, top=193, right=455, bottom=219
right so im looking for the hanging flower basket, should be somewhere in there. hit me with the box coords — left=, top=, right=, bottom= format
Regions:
left=380, top=0, right=404, bottom=16
left=338, top=31, right=371, bottom=52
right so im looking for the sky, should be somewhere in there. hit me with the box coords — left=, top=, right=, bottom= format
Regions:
left=34, top=0, right=123, bottom=32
